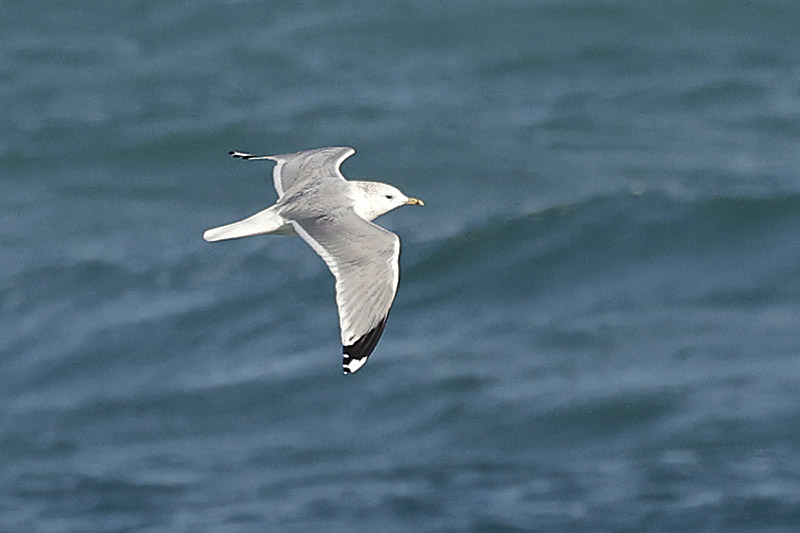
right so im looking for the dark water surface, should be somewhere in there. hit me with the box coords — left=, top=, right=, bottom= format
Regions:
left=3, top=1, right=800, bottom=531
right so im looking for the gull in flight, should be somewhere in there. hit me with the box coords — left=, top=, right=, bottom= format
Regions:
left=203, top=147, right=424, bottom=374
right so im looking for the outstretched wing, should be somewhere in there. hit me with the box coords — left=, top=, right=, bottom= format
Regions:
left=289, top=211, right=400, bottom=374
left=230, top=147, right=355, bottom=197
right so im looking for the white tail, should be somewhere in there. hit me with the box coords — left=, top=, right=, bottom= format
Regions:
left=203, top=206, right=294, bottom=242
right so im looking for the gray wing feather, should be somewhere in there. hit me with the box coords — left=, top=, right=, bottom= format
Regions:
left=289, top=212, right=400, bottom=349
left=267, top=147, right=355, bottom=197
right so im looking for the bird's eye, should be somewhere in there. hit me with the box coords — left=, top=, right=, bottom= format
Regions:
left=385, top=195, right=393, bottom=199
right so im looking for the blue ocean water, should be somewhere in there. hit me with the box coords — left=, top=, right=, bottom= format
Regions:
left=3, top=1, right=800, bottom=530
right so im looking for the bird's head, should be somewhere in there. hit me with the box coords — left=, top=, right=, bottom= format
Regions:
left=354, top=181, right=424, bottom=221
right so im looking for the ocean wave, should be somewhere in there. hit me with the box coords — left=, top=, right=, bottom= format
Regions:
left=409, top=191, right=800, bottom=305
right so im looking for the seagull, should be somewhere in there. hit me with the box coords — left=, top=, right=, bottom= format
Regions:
left=203, top=147, right=424, bottom=374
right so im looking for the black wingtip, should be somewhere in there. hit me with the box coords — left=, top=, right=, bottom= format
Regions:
left=342, top=317, right=388, bottom=374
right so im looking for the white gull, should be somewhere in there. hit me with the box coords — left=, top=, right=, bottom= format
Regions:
left=203, top=147, right=424, bottom=374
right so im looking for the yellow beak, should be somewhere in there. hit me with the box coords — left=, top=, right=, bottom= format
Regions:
left=406, top=197, right=425, bottom=206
